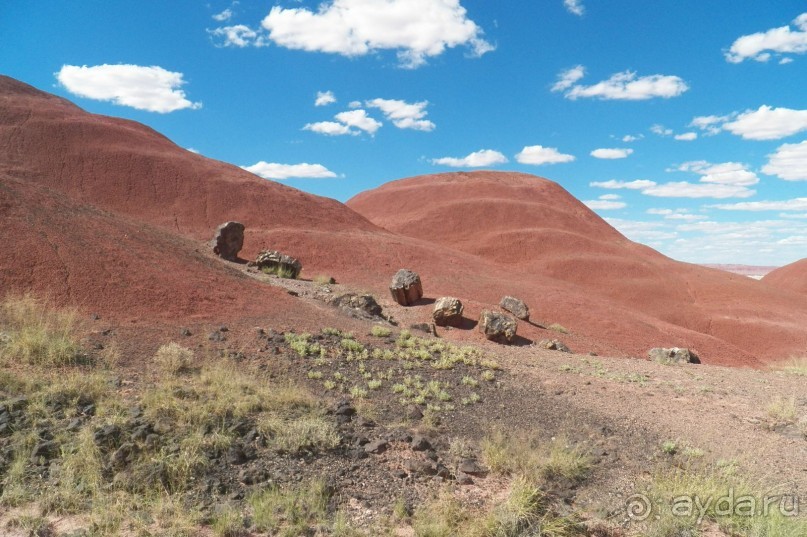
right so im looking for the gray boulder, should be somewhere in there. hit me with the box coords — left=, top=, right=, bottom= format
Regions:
left=433, top=297, right=464, bottom=327
left=252, top=250, right=302, bottom=279
left=537, top=339, right=571, bottom=353
left=648, top=347, right=700, bottom=365
left=212, top=221, right=244, bottom=261
left=479, top=310, right=517, bottom=344
left=500, top=296, right=530, bottom=321
left=329, top=293, right=383, bottom=320
left=390, top=269, right=423, bottom=306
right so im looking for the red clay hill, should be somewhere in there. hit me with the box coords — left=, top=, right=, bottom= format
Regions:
left=3, top=75, right=807, bottom=366
left=762, top=259, right=807, bottom=294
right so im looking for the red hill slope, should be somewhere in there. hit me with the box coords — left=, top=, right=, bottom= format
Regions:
left=762, top=259, right=807, bottom=293
left=348, top=172, right=807, bottom=366
left=4, top=76, right=807, bottom=366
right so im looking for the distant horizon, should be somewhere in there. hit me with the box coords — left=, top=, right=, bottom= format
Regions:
left=2, top=1, right=806, bottom=265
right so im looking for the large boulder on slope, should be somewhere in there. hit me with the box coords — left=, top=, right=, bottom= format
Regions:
left=211, top=221, right=244, bottom=261
left=252, top=250, right=302, bottom=279
left=390, top=269, right=423, bottom=306
left=648, top=347, right=700, bottom=365
left=433, top=297, right=464, bottom=327
left=479, top=310, right=517, bottom=344
left=499, top=296, right=530, bottom=321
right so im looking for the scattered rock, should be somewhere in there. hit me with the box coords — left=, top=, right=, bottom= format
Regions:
left=410, top=323, right=437, bottom=336
left=479, top=310, right=517, bottom=344
left=406, top=406, right=424, bottom=420
left=404, top=459, right=438, bottom=476
left=211, top=221, right=245, bottom=261
left=432, top=297, right=464, bottom=327
left=500, top=296, right=530, bottom=321
left=179, top=327, right=192, bottom=337
left=251, top=250, right=303, bottom=279
left=30, top=440, right=58, bottom=463
left=390, top=269, right=423, bottom=306
left=456, top=472, right=474, bottom=485
left=226, top=445, right=248, bottom=465
left=457, top=459, right=486, bottom=476
left=329, top=293, right=384, bottom=320
left=648, top=347, right=700, bottom=364
left=538, top=339, right=571, bottom=353
left=410, top=435, right=432, bottom=452
left=208, top=330, right=226, bottom=342
left=364, top=440, right=388, bottom=455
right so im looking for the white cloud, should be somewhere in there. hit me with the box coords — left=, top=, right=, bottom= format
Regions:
left=515, top=145, right=575, bottom=165
left=365, top=98, right=435, bottom=131
left=564, top=0, right=584, bottom=16
left=348, top=100, right=362, bottom=109
left=604, top=218, right=678, bottom=241
left=303, top=121, right=353, bottom=136
left=711, top=198, right=807, bottom=212
left=722, top=105, right=807, bottom=140
left=591, top=148, right=633, bottom=159
left=552, top=65, right=585, bottom=92
left=553, top=67, right=689, bottom=100
left=650, top=124, right=673, bottom=136
left=599, top=194, right=621, bottom=200
left=209, top=25, right=267, bottom=47
left=642, top=182, right=755, bottom=199
left=725, top=12, right=807, bottom=63
left=242, top=162, right=338, bottom=180
left=676, top=161, right=760, bottom=186
left=212, top=8, right=233, bottom=22
left=315, top=91, right=336, bottom=106
left=431, top=149, right=508, bottom=168
left=589, top=179, right=656, bottom=190
left=56, top=64, right=201, bottom=113
left=762, top=140, right=807, bottom=180
left=674, top=132, right=698, bottom=141
left=334, top=109, right=382, bottom=134
left=622, top=134, right=643, bottom=142
left=584, top=200, right=626, bottom=210
left=690, top=114, right=732, bottom=135
left=259, top=0, right=493, bottom=68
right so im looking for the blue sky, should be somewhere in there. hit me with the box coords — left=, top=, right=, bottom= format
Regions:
left=2, top=1, right=807, bottom=265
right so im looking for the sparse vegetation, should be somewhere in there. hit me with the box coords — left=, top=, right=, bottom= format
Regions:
left=0, top=293, right=80, bottom=366
left=313, top=274, right=335, bottom=286
left=261, top=264, right=297, bottom=279
left=775, top=356, right=807, bottom=376
left=548, top=323, right=569, bottom=334
left=371, top=325, right=392, bottom=337
left=767, top=395, right=797, bottom=423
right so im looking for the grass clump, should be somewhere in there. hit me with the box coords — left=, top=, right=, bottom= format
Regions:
left=772, top=356, right=807, bottom=376
left=481, top=431, right=590, bottom=485
left=766, top=395, right=797, bottom=423
left=0, top=293, right=80, bottom=366
left=249, top=480, right=330, bottom=536
left=260, top=265, right=297, bottom=279
left=153, top=342, right=194, bottom=375
left=313, top=274, right=335, bottom=286
left=547, top=323, right=569, bottom=334
left=370, top=325, right=392, bottom=338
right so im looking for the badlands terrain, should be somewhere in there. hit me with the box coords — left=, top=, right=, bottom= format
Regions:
left=1, top=75, right=806, bottom=536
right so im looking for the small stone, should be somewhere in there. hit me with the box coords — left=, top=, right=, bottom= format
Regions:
left=410, top=435, right=432, bottom=452
left=226, top=446, right=247, bottom=465
left=364, top=440, right=388, bottom=454
left=407, top=406, right=424, bottom=420
left=458, top=459, right=486, bottom=476
left=410, top=323, right=436, bottom=336
left=456, top=472, right=474, bottom=485
left=537, top=339, right=571, bottom=353
left=180, top=328, right=192, bottom=337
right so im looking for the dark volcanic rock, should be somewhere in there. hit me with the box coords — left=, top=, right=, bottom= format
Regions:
left=329, top=293, right=384, bottom=320
left=211, top=221, right=245, bottom=261
left=500, top=296, right=530, bottom=321
left=479, top=310, right=517, bottom=344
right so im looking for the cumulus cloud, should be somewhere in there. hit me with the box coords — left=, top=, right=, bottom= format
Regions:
left=722, top=105, right=807, bottom=140
left=212, top=8, right=233, bottom=22
left=690, top=114, right=732, bottom=135
left=259, top=0, right=493, bottom=68
left=552, top=65, right=585, bottom=92
left=335, top=109, right=382, bottom=134
left=209, top=25, right=268, bottom=47
left=365, top=98, right=435, bottom=131
left=56, top=64, right=201, bottom=113
left=303, top=121, right=354, bottom=136
left=762, top=140, right=807, bottom=180
left=242, top=162, right=338, bottom=180
left=650, top=124, right=673, bottom=136
left=674, top=132, right=698, bottom=141
left=315, top=91, right=336, bottom=106
left=591, top=148, right=633, bottom=159
left=599, top=194, right=621, bottom=200
left=710, top=198, right=807, bottom=212
left=642, top=182, right=755, bottom=199
left=725, top=13, right=807, bottom=63
left=585, top=200, right=626, bottom=210
left=431, top=149, right=507, bottom=168
left=564, top=0, right=584, bottom=16
left=622, top=134, right=643, bottom=142
left=676, top=161, right=760, bottom=186
left=553, top=67, right=689, bottom=100
left=589, top=179, right=656, bottom=190
left=515, top=145, right=575, bottom=165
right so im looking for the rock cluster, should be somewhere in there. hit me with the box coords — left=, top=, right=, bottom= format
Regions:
left=211, top=221, right=244, bottom=261
left=537, top=339, right=571, bottom=353
left=389, top=269, right=423, bottom=306
left=252, top=250, right=303, bottom=279
left=500, top=296, right=530, bottom=321
left=478, top=310, right=517, bottom=344
left=432, top=297, right=463, bottom=327
left=648, top=347, right=700, bottom=364
left=328, top=293, right=384, bottom=320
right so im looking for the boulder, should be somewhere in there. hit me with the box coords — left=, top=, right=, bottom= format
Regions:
left=479, top=310, right=517, bottom=344
left=211, top=221, right=245, bottom=261
left=328, top=293, right=383, bottom=320
left=537, top=339, right=571, bottom=353
left=390, top=269, right=423, bottom=306
left=432, top=297, right=464, bottom=327
left=499, top=296, right=530, bottom=321
left=252, top=250, right=302, bottom=279
left=648, top=347, right=700, bottom=365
